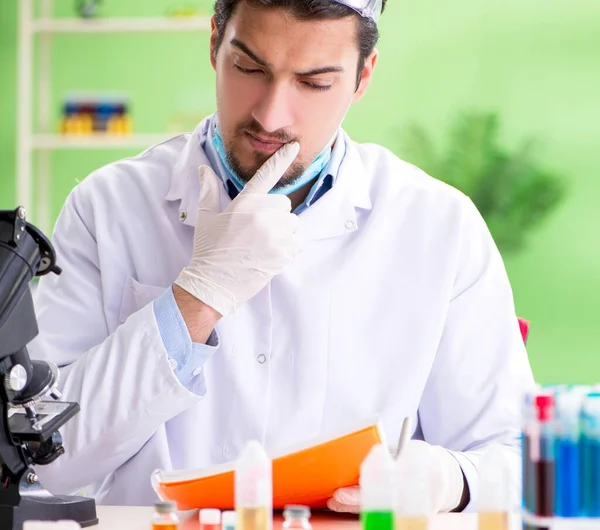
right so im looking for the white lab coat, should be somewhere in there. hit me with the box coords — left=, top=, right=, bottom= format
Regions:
left=29, top=118, right=535, bottom=510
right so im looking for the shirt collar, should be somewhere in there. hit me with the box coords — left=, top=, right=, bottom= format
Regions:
left=200, top=113, right=346, bottom=212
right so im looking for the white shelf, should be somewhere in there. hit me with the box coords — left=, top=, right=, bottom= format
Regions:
left=32, top=133, right=184, bottom=150
left=32, top=17, right=211, bottom=34
left=16, top=0, right=213, bottom=233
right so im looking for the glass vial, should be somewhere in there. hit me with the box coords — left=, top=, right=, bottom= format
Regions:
left=222, top=510, right=237, bottom=530
left=199, top=508, right=221, bottom=530
left=282, top=505, right=312, bottom=529
left=152, top=500, right=180, bottom=530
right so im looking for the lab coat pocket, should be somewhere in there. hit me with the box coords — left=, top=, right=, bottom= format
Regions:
left=118, top=277, right=168, bottom=326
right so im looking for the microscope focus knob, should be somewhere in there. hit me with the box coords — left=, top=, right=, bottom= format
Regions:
left=5, top=364, right=28, bottom=392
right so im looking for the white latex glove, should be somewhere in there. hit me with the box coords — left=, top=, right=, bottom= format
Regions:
left=327, top=440, right=465, bottom=514
left=175, top=142, right=302, bottom=317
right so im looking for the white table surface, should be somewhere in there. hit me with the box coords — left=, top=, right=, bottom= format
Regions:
left=91, top=506, right=522, bottom=530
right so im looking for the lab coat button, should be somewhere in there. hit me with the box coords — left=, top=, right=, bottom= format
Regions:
left=179, top=210, right=187, bottom=222
left=192, top=367, right=203, bottom=377
left=257, top=354, right=267, bottom=364
left=345, top=220, right=356, bottom=230
left=168, top=358, right=178, bottom=370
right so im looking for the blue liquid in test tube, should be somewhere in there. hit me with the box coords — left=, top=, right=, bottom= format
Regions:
left=554, top=389, right=583, bottom=517
left=581, top=393, right=600, bottom=517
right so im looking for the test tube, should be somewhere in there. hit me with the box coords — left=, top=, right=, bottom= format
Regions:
left=580, top=392, right=600, bottom=517
left=359, top=444, right=396, bottom=530
left=554, top=388, right=584, bottom=518
left=535, top=393, right=555, bottom=527
left=522, top=391, right=535, bottom=522
left=395, top=449, right=430, bottom=530
left=523, top=392, right=554, bottom=530
left=235, top=440, right=272, bottom=530
left=478, top=444, right=511, bottom=530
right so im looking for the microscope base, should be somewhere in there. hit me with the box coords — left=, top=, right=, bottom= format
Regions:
left=0, top=493, right=98, bottom=530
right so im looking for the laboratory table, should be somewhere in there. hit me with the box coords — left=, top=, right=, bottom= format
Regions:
left=91, top=506, right=522, bottom=530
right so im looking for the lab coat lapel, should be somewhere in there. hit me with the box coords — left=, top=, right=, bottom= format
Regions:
left=298, top=135, right=372, bottom=241
left=166, top=122, right=215, bottom=229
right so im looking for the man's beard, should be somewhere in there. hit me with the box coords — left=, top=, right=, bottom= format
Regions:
left=225, top=119, right=306, bottom=191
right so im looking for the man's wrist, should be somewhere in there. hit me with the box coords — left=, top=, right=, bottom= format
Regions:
left=172, top=284, right=221, bottom=344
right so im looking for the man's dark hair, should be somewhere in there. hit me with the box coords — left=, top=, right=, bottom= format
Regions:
left=213, top=0, right=387, bottom=86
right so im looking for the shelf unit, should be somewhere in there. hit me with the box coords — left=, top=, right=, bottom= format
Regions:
left=16, top=0, right=211, bottom=233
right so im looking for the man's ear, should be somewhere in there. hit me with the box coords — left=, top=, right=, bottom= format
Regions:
left=353, top=48, right=379, bottom=103
left=210, top=15, right=218, bottom=70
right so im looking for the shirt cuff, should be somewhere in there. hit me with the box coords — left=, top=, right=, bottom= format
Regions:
left=153, top=286, right=219, bottom=393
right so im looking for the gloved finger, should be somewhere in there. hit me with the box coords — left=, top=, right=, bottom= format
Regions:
left=231, top=192, right=293, bottom=213
left=243, top=141, right=300, bottom=195
left=326, top=497, right=360, bottom=514
left=332, top=486, right=361, bottom=506
left=197, top=165, right=222, bottom=214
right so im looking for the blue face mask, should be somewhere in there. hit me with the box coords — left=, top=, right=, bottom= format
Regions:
left=212, top=126, right=333, bottom=195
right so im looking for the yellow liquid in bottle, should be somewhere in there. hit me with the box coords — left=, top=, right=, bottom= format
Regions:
left=237, top=507, right=270, bottom=530
left=478, top=511, right=509, bottom=530
left=395, top=516, right=429, bottom=530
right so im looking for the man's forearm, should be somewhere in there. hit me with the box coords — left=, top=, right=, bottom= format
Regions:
left=172, top=284, right=222, bottom=343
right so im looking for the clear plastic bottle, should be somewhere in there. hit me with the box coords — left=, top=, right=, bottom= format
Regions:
left=235, top=439, right=272, bottom=530
left=360, top=444, right=396, bottom=530
left=395, top=451, right=430, bottom=530
left=152, top=500, right=180, bottom=530
left=282, top=505, right=312, bottom=529
left=478, top=444, right=511, bottom=530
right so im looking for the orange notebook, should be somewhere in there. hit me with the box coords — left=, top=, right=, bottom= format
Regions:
left=152, top=418, right=385, bottom=511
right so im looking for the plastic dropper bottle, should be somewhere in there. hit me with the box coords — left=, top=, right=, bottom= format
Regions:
left=478, top=444, right=511, bottom=530
left=360, top=444, right=396, bottom=530
left=395, top=450, right=430, bottom=530
left=235, top=440, right=272, bottom=530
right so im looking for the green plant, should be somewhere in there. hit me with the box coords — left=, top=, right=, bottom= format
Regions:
left=399, top=111, right=567, bottom=253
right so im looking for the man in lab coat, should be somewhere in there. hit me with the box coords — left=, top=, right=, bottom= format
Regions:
left=30, top=0, right=535, bottom=513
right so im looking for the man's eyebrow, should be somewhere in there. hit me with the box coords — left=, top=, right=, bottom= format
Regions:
left=230, top=38, right=345, bottom=77
left=231, top=38, right=268, bottom=67
left=295, top=66, right=345, bottom=77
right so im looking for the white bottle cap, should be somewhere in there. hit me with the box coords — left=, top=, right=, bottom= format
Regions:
left=199, top=508, right=221, bottom=525
left=235, top=439, right=272, bottom=509
left=396, top=450, right=432, bottom=517
left=222, top=510, right=237, bottom=528
left=360, top=444, right=397, bottom=511
left=478, top=443, right=512, bottom=512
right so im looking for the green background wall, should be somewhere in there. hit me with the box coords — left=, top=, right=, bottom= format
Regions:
left=1, top=0, right=598, bottom=383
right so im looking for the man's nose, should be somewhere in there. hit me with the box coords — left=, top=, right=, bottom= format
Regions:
left=251, top=81, right=294, bottom=135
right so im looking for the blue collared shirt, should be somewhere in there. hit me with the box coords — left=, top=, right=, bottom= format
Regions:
left=153, top=120, right=346, bottom=390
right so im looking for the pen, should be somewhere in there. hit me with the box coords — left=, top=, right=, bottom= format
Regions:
left=394, top=417, right=412, bottom=459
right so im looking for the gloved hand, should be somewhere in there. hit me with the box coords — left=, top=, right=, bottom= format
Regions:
left=326, top=440, right=465, bottom=514
left=175, top=142, right=302, bottom=317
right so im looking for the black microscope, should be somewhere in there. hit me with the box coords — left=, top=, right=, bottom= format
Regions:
left=0, top=207, right=97, bottom=529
